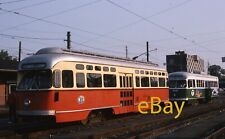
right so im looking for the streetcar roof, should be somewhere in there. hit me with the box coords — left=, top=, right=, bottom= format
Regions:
left=18, top=47, right=166, bottom=71
left=169, top=72, right=218, bottom=81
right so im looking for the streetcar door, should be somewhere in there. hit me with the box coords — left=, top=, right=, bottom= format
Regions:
left=119, top=73, right=134, bottom=112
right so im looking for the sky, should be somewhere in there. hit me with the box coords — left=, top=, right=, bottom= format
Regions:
left=0, top=0, right=225, bottom=69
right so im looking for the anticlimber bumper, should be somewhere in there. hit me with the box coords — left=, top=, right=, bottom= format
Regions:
left=17, top=110, right=55, bottom=116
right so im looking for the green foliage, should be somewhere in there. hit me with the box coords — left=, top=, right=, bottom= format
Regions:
left=208, top=65, right=221, bottom=78
left=0, top=50, right=17, bottom=61
left=208, top=64, right=225, bottom=80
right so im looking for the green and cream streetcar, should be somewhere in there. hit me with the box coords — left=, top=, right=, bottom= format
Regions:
left=169, top=72, right=219, bottom=101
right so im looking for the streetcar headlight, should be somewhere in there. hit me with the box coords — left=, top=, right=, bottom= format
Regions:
left=24, top=99, right=31, bottom=106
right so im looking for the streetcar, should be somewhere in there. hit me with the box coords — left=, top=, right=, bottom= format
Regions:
left=15, top=47, right=169, bottom=123
left=169, top=72, right=219, bottom=102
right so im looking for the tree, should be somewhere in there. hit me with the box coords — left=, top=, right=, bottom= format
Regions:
left=221, top=69, right=225, bottom=75
left=0, top=50, right=17, bottom=61
left=208, top=65, right=225, bottom=88
left=208, top=65, right=224, bottom=79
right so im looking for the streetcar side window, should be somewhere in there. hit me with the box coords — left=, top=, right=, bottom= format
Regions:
left=129, top=76, right=132, bottom=87
left=136, top=76, right=140, bottom=87
left=166, top=78, right=168, bottom=87
left=126, top=76, right=129, bottom=87
left=141, top=77, right=149, bottom=87
left=123, top=76, right=126, bottom=87
left=151, top=77, right=158, bottom=87
left=201, top=80, right=204, bottom=87
left=76, top=64, right=84, bottom=70
left=103, top=67, right=109, bottom=72
left=188, top=80, right=193, bottom=88
left=168, top=80, right=186, bottom=88
left=86, top=65, right=93, bottom=70
left=197, top=80, right=200, bottom=87
left=193, top=80, right=196, bottom=87
left=208, top=81, right=211, bottom=87
left=135, top=70, right=139, bottom=74
left=205, top=81, right=209, bottom=88
left=150, top=71, right=153, bottom=75
left=87, top=73, right=102, bottom=87
left=104, top=74, right=116, bottom=87
left=53, top=70, right=61, bottom=88
left=76, top=73, right=85, bottom=88
left=95, top=66, right=101, bottom=71
left=120, top=76, right=123, bottom=87
left=159, top=78, right=165, bottom=87
left=110, top=67, right=116, bottom=72
left=62, top=70, right=74, bottom=88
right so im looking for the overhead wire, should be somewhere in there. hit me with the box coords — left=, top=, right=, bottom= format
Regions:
left=80, top=0, right=193, bottom=45
left=0, top=0, right=102, bottom=33
left=0, top=0, right=57, bottom=15
left=71, top=40, right=126, bottom=55
left=150, top=30, right=225, bottom=43
left=0, top=0, right=28, bottom=5
left=0, top=7, right=107, bottom=39
left=0, top=33, right=64, bottom=40
left=11, top=27, right=65, bottom=34
left=0, top=0, right=220, bottom=62
left=0, top=34, right=62, bottom=54
left=106, top=0, right=218, bottom=53
left=0, top=0, right=143, bottom=47
left=0, top=0, right=198, bottom=50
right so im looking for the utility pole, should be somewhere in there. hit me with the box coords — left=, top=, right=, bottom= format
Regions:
left=126, top=46, right=128, bottom=59
left=18, top=41, right=21, bottom=62
left=207, top=60, right=210, bottom=74
left=66, top=31, right=71, bottom=50
left=146, top=41, right=149, bottom=62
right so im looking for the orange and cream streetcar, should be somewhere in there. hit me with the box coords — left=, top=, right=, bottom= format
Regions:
left=15, top=47, right=169, bottom=123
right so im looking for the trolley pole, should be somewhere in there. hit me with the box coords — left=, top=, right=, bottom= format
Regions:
left=147, top=41, right=149, bottom=62
left=18, top=41, right=21, bottom=62
left=66, top=31, right=71, bottom=50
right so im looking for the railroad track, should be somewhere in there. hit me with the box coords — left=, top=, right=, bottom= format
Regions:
left=42, top=98, right=225, bottom=139
left=0, top=121, right=53, bottom=138
left=1, top=98, right=225, bottom=139
left=125, top=108, right=225, bottom=139
left=205, top=125, right=225, bottom=139
left=86, top=106, right=225, bottom=139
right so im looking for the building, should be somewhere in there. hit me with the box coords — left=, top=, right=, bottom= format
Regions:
left=0, top=60, right=18, bottom=106
left=166, top=51, right=204, bottom=74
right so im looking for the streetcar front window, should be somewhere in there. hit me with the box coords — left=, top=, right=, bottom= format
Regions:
left=17, top=70, right=52, bottom=90
left=169, top=80, right=187, bottom=88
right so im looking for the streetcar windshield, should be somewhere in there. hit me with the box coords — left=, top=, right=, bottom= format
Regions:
left=169, top=80, right=187, bottom=88
left=17, top=70, right=52, bottom=90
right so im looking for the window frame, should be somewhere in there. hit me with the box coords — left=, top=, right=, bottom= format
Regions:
left=62, top=70, right=74, bottom=88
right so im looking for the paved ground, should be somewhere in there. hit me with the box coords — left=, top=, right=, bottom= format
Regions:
left=0, top=106, right=8, bottom=119
left=158, top=109, right=225, bottom=138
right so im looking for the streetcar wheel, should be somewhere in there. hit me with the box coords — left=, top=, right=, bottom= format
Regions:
left=81, top=111, right=105, bottom=125
left=81, top=118, right=88, bottom=125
